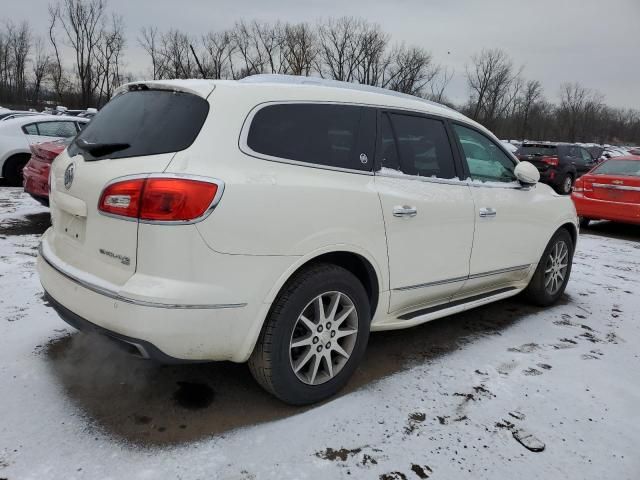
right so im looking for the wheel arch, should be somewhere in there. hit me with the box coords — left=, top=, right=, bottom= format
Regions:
left=2, top=151, right=31, bottom=178
left=264, top=247, right=383, bottom=320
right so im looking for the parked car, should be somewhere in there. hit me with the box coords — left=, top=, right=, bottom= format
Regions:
left=37, top=75, right=578, bottom=405
left=628, top=147, right=640, bottom=156
left=572, top=155, right=640, bottom=227
left=0, top=110, right=40, bottom=121
left=515, top=142, right=597, bottom=194
left=22, top=138, right=70, bottom=205
left=0, top=114, right=88, bottom=186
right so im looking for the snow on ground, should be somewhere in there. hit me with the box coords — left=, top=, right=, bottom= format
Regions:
left=0, top=187, right=639, bottom=480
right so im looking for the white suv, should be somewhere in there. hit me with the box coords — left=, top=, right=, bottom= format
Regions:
left=37, top=75, right=578, bottom=404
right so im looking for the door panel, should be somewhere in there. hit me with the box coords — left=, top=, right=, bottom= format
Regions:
left=376, top=112, right=474, bottom=313
left=451, top=123, right=545, bottom=296
left=377, top=175, right=475, bottom=312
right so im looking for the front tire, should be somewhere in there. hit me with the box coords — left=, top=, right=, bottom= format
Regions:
left=523, top=229, right=574, bottom=306
left=579, top=217, right=590, bottom=229
left=248, top=263, right=371, bottom=405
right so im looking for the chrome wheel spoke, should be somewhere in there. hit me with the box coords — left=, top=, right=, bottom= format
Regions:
left=332, top=343, right=350, bottom=358
left=323, top=352, right=334, bottom=378
left=289, top=291, right=359, bottom=386
left=294, top=348, right=315, bottom=373
left=334, top=306, right=355, bottom=327
left=291, top=335, right=313, bottom=349
left=335, top=328, right=357, bottom=340
left=299, top=314, right=316, bottom=332
left=308, top=355, right=321, bottom=384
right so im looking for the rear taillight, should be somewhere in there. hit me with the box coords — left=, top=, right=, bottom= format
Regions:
left=31, top=144, right=63, bottom=163
left=573, top=179, right=584, bottom=193
left=542, top=155, right=559, bottom=167
left=98, top=176, right=221, bottom=222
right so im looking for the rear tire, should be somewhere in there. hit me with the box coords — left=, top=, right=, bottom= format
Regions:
left=579, top=217, right=590, bottom=229
left=3, top=154, right=29, bottom=187
left=557, top=174, right=574, bottom=195
left=523, top=229, right=574, bottom=307
left=248, top=263, right=370, bottom=405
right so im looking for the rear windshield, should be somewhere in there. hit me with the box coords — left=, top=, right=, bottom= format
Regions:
left=68, top=89, right=209, bottom=160
left=517, top=145, right=557, bottom=156
left=592, top=159, right=640, bottom=177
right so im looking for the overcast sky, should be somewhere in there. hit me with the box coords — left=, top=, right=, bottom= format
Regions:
left=3, top=0, right=639, bottom=109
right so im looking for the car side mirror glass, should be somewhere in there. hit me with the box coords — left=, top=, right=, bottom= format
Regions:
left=514, top=161, right=540, bottom=185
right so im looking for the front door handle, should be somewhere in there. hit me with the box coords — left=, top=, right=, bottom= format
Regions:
left=393, top=205, right=418, bottom=218
left=479, top=207, right=497, bottom=218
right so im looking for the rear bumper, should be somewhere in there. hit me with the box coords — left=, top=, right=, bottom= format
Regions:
left=44, top=292, right=191, bottom=363
left=37, top=240, right=277, bottom=363
left=572, top=193, right=640, bottom=225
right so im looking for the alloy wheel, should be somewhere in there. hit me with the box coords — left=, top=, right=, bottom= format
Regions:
left=563, top=176, right=573, bottom=194
left=544, top=240, right=569, bottom=295
left=289, top=291, right=359, bottom=386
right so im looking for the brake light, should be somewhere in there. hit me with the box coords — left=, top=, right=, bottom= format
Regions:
left=542, top=156, right=559, bottom=167
left=573, top=179, right=584, bottom=193
left=98, top=177, right=220, bottom=222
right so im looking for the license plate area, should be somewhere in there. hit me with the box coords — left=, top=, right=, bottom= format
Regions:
left=59, top=211, right=87, bottom=243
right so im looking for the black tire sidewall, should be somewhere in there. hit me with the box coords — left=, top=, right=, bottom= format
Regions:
left=526, top=229, right=574, bottom=306
left=561, top=174, right=573, bottom=194
left=268, top=266, right=370, bottom=405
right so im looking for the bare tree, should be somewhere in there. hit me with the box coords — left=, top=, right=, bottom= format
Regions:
left=31, top=37, right=50, bottom=104
left=6, top=21, right=32, bottom=101
left=139, top=26, right=165, bottom=80
left=94, top=14, right=125, bottom=105
left=428, top=66, right=453, bottom=103
left=518, top=79, right=543, bottom=138
left=382, top=44, right=438, bottom=97
left=49, top=0, right=107, bottom=106
left=466, top=48, right=521, bottom=129
left=353, top=23, right=389, bottom=86
left=316, top=17, right=367, bottom=82
left=201, top=30, right=235, bottom=79
left=281, top=23, right=317, bottom=76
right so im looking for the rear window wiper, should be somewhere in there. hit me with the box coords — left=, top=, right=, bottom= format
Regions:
left=76, top=138, right=131, bottom=157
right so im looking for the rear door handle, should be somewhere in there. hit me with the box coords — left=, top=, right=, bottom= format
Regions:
left=393, top=205, right=418, bottom=218
left=479, top=207, right=497, bottom=218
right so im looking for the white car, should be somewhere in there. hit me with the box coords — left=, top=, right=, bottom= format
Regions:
left=0, top=114, right=88, bottom=186
left=37, top=75, right=578, bottom=404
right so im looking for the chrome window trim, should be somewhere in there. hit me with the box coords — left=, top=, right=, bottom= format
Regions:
left=393, top=264, right=531, bottom=291
left=592, top=182, right=640, bottom=192
left=97, top=173, right=225, bottom=225
left=375, top=169, right=531, bottom=190
left=39, top=244, right=246, bottom=310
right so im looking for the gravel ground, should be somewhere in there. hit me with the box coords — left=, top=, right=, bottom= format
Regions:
left=1, top=187, right=639, bottom=479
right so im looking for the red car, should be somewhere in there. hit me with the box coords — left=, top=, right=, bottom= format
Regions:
left=22, top=139, right=69, bottom=205
left=572, top=155, right=640, bottom=227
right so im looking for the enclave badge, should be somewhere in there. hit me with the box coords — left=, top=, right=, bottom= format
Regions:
left=64, top=163, right=75, bottom=190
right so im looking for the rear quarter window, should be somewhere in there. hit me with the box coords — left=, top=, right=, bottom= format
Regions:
left=68, top=89, right=209, bottom=160
left=246, top=103, right=374, bottom=171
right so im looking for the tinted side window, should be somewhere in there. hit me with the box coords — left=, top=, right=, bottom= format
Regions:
left=247, top=103, right=372, bottom=171
left=68, top=90, right=209, bottom=160
left=453, top=124, right=516, bottom=183
left=388, top=114, right=456, bottom=179
left=36, top=121, right=78, bottom=138
left=580, top=148, right=593, bottom=163
left=23, top=123, right=38, bottom=135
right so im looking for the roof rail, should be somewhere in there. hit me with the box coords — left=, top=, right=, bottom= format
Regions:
left=239, top=74, right=454, bottom=112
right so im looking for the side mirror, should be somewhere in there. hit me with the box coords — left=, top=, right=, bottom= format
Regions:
left=514, top=161, right=540, bottom=185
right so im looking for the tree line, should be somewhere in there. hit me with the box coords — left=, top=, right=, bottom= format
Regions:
left=1, top=0, right=638, bottom=145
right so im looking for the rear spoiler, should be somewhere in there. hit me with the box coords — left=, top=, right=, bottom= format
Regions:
left=112, top=80, right=216, bottom=100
